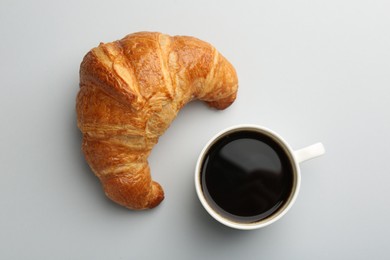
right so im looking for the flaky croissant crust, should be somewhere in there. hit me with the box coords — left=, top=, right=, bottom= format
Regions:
left=76, top=32, right=238, bottom=209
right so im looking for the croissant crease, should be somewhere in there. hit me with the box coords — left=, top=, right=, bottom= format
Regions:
left=76, top=32, right=238, bottom=210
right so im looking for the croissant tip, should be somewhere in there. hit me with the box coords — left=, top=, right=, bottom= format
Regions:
left=145, top=182, right=165, bottom=209
left=206, top=91, right=237, bottom=110
left=146, top=193, right=165, bottom=209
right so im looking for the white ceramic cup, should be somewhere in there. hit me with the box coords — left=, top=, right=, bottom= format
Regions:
left=195, top=125, right=325, bottom=230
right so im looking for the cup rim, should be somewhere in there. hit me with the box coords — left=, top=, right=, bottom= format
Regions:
left=194, top=124, right=302, bottom=230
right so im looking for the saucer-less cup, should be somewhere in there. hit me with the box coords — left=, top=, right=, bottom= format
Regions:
left=195, top=125, right=325, bottom=230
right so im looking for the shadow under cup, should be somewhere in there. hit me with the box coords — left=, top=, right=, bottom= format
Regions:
left=195, top=126, right=301, bottom=230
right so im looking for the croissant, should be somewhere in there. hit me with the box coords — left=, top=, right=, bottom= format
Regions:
left=76, top=32, right=238, bottom=210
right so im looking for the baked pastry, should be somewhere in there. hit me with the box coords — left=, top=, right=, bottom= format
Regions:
left=76, top=32, right=238, bottom=210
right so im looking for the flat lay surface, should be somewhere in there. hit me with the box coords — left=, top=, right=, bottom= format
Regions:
left=1, top=0, right=389, bottom=259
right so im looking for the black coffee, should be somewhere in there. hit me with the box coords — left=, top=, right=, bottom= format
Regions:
left=200, top=130, right=294, bottom=223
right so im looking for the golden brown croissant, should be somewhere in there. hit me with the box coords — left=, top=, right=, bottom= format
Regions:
left=76, top=32, right=238, bottom=210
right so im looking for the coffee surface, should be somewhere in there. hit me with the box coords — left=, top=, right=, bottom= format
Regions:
left=201, top=131, right=294, bottom=223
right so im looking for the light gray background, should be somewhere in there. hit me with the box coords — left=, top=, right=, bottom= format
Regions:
left=1, top=0, right=389, bottom=259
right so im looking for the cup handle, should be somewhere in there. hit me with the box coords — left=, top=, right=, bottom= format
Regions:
left=294, top=143, right=325, bottom=163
